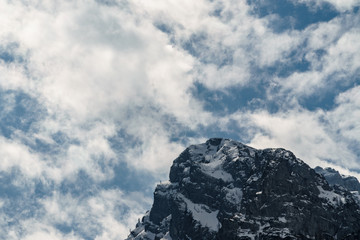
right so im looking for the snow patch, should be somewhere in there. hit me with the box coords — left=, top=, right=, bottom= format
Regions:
left=351, top=191, right=360, bottom=206
left=179, top=194, right=220, bottom=232
left=200, top=160, right=233, bottom=182
left=159, top=180, right=171, bottom=186
left=318, top=186, right=345, bottom=206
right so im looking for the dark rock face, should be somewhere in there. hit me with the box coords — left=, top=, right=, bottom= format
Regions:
left=127, top=139, right=360, bottom=240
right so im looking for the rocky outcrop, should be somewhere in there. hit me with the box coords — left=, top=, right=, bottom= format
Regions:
left=315, top=166, right=360, bottom=192
left=127, top=138, right=360, bottom=240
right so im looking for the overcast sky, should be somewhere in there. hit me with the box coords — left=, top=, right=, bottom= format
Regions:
left=0, top=0, right=360, bottom=239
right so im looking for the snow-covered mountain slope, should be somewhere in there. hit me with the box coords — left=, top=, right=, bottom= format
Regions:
left=126, top=138, right=360, bottom=240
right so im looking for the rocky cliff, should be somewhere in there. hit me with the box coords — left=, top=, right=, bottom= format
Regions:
left=127, top=138, right=360, bottom=240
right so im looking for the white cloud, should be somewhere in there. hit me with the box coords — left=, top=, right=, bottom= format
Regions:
left=326, top=30, right=360, bottom=74
left=273, top=15, right=360, bottom=98
left=225, top=108, right=360, bottom=179
left=38, top=189, right=151, bottom=240
left=0, top=136, right=45, bottom=178
left=328, top=0, right=360, bottom=11
left=306, top=19, right=343, bottom=50
left=0, top=7, right=216, bottom=240
left=21, top=225, right=78, bottom=240
left=328, top=85, right=360, bottom=143
left=0, top=188, right=151, bottom=239
left=248, top=110, right=355, bottom=166
left=256, top=31, right=302, bottom=67
left=0, top=64, right=30, bottom=91
left=133, top=0, right=262, bottom=89
left=0, top=0, right=215, bottom=181
left=124, top=132, right=185, bottom=175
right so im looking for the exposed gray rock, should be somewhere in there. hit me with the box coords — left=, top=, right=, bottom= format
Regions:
left=314, top=166, right=360, bottom=192
left=127, top=138, right=360, bottom=240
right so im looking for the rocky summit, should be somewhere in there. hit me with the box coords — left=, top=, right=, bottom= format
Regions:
left=126, top=138, right=360, bottom=240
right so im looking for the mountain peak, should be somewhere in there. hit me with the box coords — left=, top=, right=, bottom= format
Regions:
left=127, top=139, right=360, bottom=240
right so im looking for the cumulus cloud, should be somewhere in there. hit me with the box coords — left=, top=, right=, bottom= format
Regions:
left=0, top=1, right=212, bottom=238
left=273, top=12, right=360, bottom=98
left=133, top=0, right=260, bottom=89
left=0, top=187, right=150, bottom=240
left=224, top=106, right=360, bottom=179
left=0, top=136, right=45, bottom=178
left=21, top=225, right=78, bottom=240
left=328, top=86, right=360, bottom=146
left=248, top=110, right=356, bottom=167
left=0, top=0, right=214, bottom=181
left=38, top=189, right=151, bottom=239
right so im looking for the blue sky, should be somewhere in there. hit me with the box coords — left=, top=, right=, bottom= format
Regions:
left=0, top=0, right=359, bottom=239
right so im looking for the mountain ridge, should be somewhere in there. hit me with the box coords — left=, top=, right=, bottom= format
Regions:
left=127, top=138, right=360, bottom=240
left=314, top=166, right=360, bottom=192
